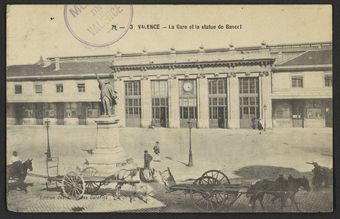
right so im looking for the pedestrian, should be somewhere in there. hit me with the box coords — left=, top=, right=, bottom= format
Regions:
left=153, top=141, right=161, bottom=162
left=311, top=162, right=332, bottom=189
left=10, top=151, right=21, bottom=165
left=144, top=150, right=153, bottom=169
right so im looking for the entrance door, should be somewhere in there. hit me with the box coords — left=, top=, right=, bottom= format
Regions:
left=160, top=107, right=167, bottom=127
left=35, top=103, right=44, bottom=125
left=79, top=103, right=87, bottom=125
left=56, top=103, right=64, bottom=125
left=14, top=103, right=24, bottom=125
left=218, top=107, right=225, bottom=128
left=292, top=101, right=304, bottom=128
left=325, top=100, right=332, bottom=127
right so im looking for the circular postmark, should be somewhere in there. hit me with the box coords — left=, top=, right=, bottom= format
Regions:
left=64, top=5, right=133, bottom=47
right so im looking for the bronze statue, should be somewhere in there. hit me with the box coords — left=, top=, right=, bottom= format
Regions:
left=95, top=73, right=117, bottom=116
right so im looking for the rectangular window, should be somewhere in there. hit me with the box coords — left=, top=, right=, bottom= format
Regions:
left=239, top=77, right=259, bottom=125
left=77, top=83, right=85, bottom=92
left=325, top=75, right=332, bottom=87
left=35, top=84, right=43, bottom=93
left=151, top=80, right=169, bottom=127
left=87, top=102, right=99, bottom=118
left=56, top=84, right=63, bottom=93
left=15, top=84, right=22, bottom=94
left=125, top=81, right=141, bottom=121
left=208, top=78, right=228, bottom=128
left=292, top=76, right=303, bottom=88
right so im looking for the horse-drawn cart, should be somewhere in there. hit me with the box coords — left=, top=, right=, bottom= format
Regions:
left=159, top=168, right=249, bottom=211
left=45, top=159, right=142, bottom=200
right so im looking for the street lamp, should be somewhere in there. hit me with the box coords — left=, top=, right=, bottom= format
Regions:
left=263, top=104, right=267, bottom=131
left=187, top=119, right=193, bottom=167
left=45, top=119, right=52, bottom=161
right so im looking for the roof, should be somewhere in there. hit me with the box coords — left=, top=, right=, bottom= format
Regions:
left=7, top=61, right=113, bottom=77
left=278, top=50, right=332, bottom=66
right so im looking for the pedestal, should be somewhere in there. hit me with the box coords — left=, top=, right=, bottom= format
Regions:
left=84, top=116, right=136, bottom=176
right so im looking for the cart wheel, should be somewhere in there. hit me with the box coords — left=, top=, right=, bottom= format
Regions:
left=201, top=170, right=230, bottom=184
left=201, top=170, right=238, bottom=208
left=190, top=176, right=227, bottom=212
left=61, top=171, right=85, bottom=200
left=81, top=167, right=101, bottom=194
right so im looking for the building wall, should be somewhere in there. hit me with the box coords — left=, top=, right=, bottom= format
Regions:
left=7, top=79, right=101, bottom=103
left=272, top=71, right=332, bottom=99
left=272, top=70, right=332, bottom=128
left=6, top=43, right=332, bottom=129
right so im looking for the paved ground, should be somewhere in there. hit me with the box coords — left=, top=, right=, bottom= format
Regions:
left=6, top=126, right=333, bottom=212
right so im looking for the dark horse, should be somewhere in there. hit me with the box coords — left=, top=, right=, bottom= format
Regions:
left=7, top=159, right=33, bottom=192
left=246, top=175, right=311, bottom=211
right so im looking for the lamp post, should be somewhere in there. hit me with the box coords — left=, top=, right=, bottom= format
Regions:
left=187, top=119, right=193, bottom=167
left=45, top=119, right=52, bottom=161
left=263, top=104, right=267, bottom=131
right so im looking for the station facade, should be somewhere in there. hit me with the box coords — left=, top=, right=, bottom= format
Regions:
left=6, top=42, right=332, bottom=128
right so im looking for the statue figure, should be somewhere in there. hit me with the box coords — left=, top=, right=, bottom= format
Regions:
left=95, top=73, right=117, bottom=116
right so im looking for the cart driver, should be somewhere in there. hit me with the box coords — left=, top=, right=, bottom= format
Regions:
left=144, top=150, right=153, bottom=169
left=9, top=151, right=22, bottom=175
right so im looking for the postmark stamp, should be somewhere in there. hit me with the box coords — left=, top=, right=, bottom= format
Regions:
left=64, top=5, right=133, bottom=47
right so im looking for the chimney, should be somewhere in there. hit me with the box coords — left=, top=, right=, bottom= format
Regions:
left=116, top=49, right=122, bottom=57
left=199, top=44, right=205, bottom=53
left=43, top=58, right=52, bottom=67
left=229, top=43, right=235, bottom=50
left=170, top=47, right=176, bottom=54
left=54, top=57, right=60, bottom=71
left=37, top=56, right=44, bottom=66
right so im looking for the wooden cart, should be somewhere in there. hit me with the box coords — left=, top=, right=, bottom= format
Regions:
left=159, top=168, right=248, bottom=211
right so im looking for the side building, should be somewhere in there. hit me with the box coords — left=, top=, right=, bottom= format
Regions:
left=6, top=42, right=332, bottom=128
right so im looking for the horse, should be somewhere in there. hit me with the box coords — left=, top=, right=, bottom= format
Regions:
left=246, top=175, right=310, bottom=211
left=104, top=168, right=141, bottom=198
left=246, top=179, right=280, bottom=211
left=7, top=159, right=33, bottom=192
left=275, top=175, right=311, bottom=211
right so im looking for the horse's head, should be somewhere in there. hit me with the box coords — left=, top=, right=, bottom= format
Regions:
left=299, top=176, right=311, bottom=192
left=24, top=159, right=33, bottom=172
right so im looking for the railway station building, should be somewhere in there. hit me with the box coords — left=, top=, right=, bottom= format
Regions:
left=6, top=42, right=332, bottom=128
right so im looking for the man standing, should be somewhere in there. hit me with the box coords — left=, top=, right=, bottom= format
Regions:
left=311, top=162, right=332, bottom=189
left=95, top=73, right=117, bottom=116
left=144, top=150, right=153, bottom=169
left=153, top=141, right=161, bottom=162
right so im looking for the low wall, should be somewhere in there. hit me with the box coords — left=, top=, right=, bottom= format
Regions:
left=273, top=118, right=293, bottom=128
left=304, top=119, right=325, bottom=128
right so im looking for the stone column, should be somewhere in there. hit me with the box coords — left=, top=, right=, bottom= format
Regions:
left=169, top=77, right=180, bottom=128
left=141, top=78, right=152, bottom=128
left=261, top=72, right=272, bottom=129
left=197, top=76, right=209, bottom=128
left=114, top=79, right=126, bottom=127
left=228, top=75, right=240, bottom=128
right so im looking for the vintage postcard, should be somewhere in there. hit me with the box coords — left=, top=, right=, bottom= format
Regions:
left=6, top=5, right=332, bottom=212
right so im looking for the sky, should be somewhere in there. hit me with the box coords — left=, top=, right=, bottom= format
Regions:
left=7, top=5, right=332, bottom=65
